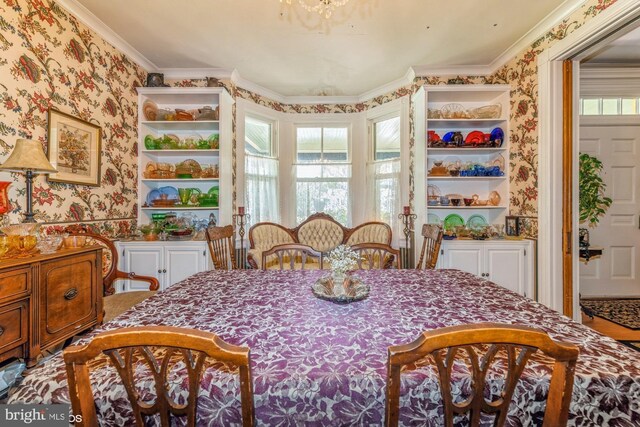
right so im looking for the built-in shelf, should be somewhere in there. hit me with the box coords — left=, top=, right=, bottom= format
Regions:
left=427, top=148, right=506, bottom=155
left=141, top=178, right=220, bottom=183
left=141, top=121, right=219, bottom=131
left=426, top=119, right=506, bottom=127
left=427, top=206, right=507, bottom=209
left=141, top=207, right=220, bottom=211
left=427, top=176, right=506, bottom=181
left=141, top=149, right=220, bottom=155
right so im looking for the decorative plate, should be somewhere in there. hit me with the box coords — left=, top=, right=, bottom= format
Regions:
left=158, top=186, right=179, bottom=200
left=492, top=154, right=505, bottom=170
left=144, top=135, right=156, bottom=150
left=488, top=191, right=501, bottom=206
left=443, top=214, right=464, bottom=231
left=142, top=100, right=158, bottom=121
left=465, top=130, right=484, bottom=144
left=490, top=127, right=504, bottom=145
left=442, top=131, right=454, bottom=142
left=467, top=214, right=489, bottom=230
left=312, top=275, right=370, bottom=304
left=440, top=103, right=469, bottom=119
left=427, top=184, right=441, bottom=198
left=427, top=213, right=441, bottom=225
left=146, top=189, right=161, bottom=206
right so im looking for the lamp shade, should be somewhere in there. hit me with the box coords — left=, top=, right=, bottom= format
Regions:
left=0, top=139, right=57, bottom=174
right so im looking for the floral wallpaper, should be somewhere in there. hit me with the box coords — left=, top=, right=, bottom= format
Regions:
left=0, top=0, right=145, bottom=236
left=0, top=0, right=619, bottom=239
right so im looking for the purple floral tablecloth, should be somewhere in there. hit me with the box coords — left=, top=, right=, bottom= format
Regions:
left=8, top=269, right=640, bottom=426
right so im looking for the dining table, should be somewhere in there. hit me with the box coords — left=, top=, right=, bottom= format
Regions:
left=8, top=268, right=640, bottom=426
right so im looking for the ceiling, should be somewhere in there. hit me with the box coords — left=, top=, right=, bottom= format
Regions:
left=584, top=25, right=640, bottom=64
left=75, top=0, right=573, bottom=96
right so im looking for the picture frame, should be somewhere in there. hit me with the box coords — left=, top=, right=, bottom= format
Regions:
left=47, top=108, right=102, bottom=186
left=505, top=215, right=520, bottom=237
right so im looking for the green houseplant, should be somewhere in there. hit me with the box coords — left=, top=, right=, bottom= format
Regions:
left=579, top=153, right=612, bottom=228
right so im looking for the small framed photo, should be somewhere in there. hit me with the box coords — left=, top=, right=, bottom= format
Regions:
left=47, top=108, right=102, bottom=186
left=505, top=216, right=520, bottom=237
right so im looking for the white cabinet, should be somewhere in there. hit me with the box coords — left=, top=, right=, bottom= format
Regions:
left=439, top=240, right=535, bottom=298
left=117, top=241, right=209, bottom=291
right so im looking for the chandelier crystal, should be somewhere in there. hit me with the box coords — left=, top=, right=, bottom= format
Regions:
left=280, top=0, right=350, bottom=19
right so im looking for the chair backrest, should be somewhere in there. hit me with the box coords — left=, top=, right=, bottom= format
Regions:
left=344, top=221, right=392, bottom=246
left=206, top=225, right=236, bottom=270
left=63, top=326, right=254, bottom=427
left=65, top=228, right=159, bottom=296
left=385, top=323, right=579, bottom=427
left=416, top=224, right=443, bottom=270
left=294, top=212, right=346, bottom=253
left=351, top=243, right=402, bottom=269
left=261, top=243, right=323, bottom=270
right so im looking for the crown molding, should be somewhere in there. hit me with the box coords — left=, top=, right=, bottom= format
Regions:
left=55, top=0, right=158, bottom=71
left=489, top=0, right=584, bottom=71
left=411, top=65, right=492, bottom=77
left=160, top=68, right=233, bottom=81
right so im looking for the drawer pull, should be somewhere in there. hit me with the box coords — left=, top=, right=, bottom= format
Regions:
left=0, top=326, right=4, bottom=336
left=64, top=288, right=79, bottom=300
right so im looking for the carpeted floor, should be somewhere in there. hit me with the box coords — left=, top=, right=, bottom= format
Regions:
left=580, top=298, right=640, bottom=330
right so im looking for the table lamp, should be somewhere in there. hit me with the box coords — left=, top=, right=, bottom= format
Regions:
left=0, top=139, right=57, bottom=223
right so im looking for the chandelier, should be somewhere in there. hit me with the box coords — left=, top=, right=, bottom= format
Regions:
left=280, top=0, right=350, bottom=19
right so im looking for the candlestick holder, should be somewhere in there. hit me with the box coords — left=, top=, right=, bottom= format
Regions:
left=398, top=210, right=417, bottom=269
left=232, top=212, right=250, bottom=269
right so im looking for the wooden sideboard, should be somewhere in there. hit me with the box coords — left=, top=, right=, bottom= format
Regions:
left=0, top=246, right=102, bottom=366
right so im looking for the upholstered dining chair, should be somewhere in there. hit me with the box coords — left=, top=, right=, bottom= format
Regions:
left=350, top=243, right=402, bottom=269
left=416, top=224, right=444, bottom=269
left=261, top=243, right=323, bottom=270
left=205, top=225, right=237, bottom=270
left=385, top=323, right=580, bottom=427
left=63, top=326, right=254, bottom=427
left=65, top=228, right=159, bottom=323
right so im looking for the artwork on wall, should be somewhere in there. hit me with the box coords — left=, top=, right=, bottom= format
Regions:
left=47, top=109, right=102, bottom=187
left=505, top=215, right=520, bottom=237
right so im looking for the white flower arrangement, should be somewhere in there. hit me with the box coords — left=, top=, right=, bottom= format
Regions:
left=327, top=244, right=360, bottom=274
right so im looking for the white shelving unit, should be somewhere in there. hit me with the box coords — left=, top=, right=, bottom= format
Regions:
left=136, top=87, right=234, bottom=226
left=414, top=84, right=511, bottom=232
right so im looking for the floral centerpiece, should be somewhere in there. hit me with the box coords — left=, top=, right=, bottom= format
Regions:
left=326, top=245, right=360, bottom=296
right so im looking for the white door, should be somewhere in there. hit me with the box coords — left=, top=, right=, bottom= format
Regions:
left=121, top=246, right=163, bottom=292
left=485, top=244, right=527, bottom=296
left=441, top=243, right=483, bottom=277
left=164, top=245, right=208, bottom=290
left=579, top=119, right=640, bottom=297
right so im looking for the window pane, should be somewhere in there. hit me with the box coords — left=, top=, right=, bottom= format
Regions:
left=582, top=99, right=600, bottom=115
left=297, top=127, right=322, bottom=162
left=245, top=117, right=272, bottom=156
left=296, top=164, right=351, bottom=179
left=374, top=117, right=400, bottom=160
left=622, top=98, right=638, bottom=115
left=373, top=159, right=400, bottom=236
left=245, top=155, right=279, bottom=223
left=296, top=180, right=349, bottom=225
left=323, top=127, right=348, bottom=162
left=602, top=98, right=619, bottom=115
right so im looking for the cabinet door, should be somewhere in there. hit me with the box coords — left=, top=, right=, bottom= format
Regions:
left=122, top=246, right=163, bottom=291
left=441, top=244, right=483, bottom=277
left=485, top=244, right=527, bottom=296
left=165, top=245, right=208, bottom=290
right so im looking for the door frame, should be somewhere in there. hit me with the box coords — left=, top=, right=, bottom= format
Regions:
left=537, top=0, right=640, bottom=320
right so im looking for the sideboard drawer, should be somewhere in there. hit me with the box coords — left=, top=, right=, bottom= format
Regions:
left=39, top=252, right=98, bottom=347
left=0, top=266, right=30, bottom=303
left=0, top=300, right=28, bottom=356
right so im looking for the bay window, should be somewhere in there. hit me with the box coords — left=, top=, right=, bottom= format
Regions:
left=245, top=115, right=279, bottom=223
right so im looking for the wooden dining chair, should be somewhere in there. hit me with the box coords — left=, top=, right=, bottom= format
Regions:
left=65, top=228, right=159, bottom=323
left=261, top=243, right=323, bottom=270
left=205, top=225, right=237, bottom=270
left=351, top=243, right=402, bottom=269
left=63, top=326, right=254, bottom=427
left=416, top=224, right=443, bottom=269
left=385, top=323, right=579, bottom=427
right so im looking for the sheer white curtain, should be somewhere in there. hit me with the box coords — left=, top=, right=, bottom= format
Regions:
left=245, top=155, right=279, bottom=223
left=367, top=159, right=401, bottom=244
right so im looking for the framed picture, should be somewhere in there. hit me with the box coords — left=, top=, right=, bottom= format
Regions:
left=47, top=108, right=102, bottom=186
left=505, top=216, right=520, bottom=237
